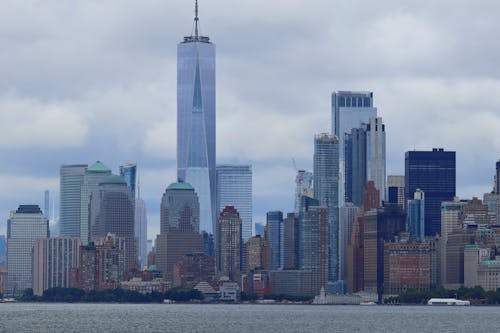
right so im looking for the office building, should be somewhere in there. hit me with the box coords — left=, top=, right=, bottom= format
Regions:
left=405, top=149, right=456, bottom=236
left=339, top=203, right=358, bottom=282
left=314, top=133, right=339, bottom=282
left=155, top=182, right=203, bottom=282
left=331, top=91, right=377, bottom=206
left=387, top=175, right=405, bottom=208
left=216, top=165, right=252, bottom=241
left=44, top=190, right=50, bottom=220
left=255, top=223, right=264, bottom=237
left=366, top=117, right=386, bottom=202
left=298, top=196, right=329, bottom=294
left=177, top=2, right=216, bottom=235
left=496, top=160, right=500, bottom=194
left=217, top=206, right=242, bottom=282
left=0, top=235, right=6, bottom=269
left=59, top=164, right=87, bottom=240
left=33, top=237, right=81, bottom=296
left=119, top=163, right=137, bottom=199
left=266, top=211, right=282, bottom=270
left=135, top=197, right=148, bottom=268
left=6, top=205, right=49, bottom=296
left=344, top=127, right=367, bottom=206
left=294, top=170, right=313, bottom=214
left=173, top=253, right=216, bottom=288
left=407, top=189, right=425, bottom=241
left=90, top=174, right=136, bottom=271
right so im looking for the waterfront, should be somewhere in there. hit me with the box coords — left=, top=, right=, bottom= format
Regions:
left=0, top=303, right=498, bottom=332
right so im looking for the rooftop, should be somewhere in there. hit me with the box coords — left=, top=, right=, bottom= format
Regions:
left=167, top=181, right=194, bottom=191
left=87, top=161, right=111, bottom=172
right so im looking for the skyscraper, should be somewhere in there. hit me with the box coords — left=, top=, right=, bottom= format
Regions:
left=405, top=149, right=456, bottom=236
left=344, top=127, right=366, bottom=206
left=90, top=174, right=136, bottom=271
left=331, top=91, right=377, bottom=205
left=59, top=164, right=87, bottom=239
left=407, top=189, right=425, bottom=241
left=294, top=170, right=313, bottom=214
left=387, top=175, right=405, bottom=208
left=6, top=205, right=49, bottom=296
left=177, top=2, right=216, bottom=235
left=44, top=190, right=50, bottom=220
left=119, top=163, right=137, bottom=199
left=155, top=181, right=203, bottom=282
left=216, top=165, right=252, bottom=241
left=366, top=117, right=386, bottom=202
left=313, top=133, right=339, bottom=283
left=265, top=211, right=283, bottom=271
left=217, top=206, right=242, bottom=281
left=135, top=197, right=148, bottom=268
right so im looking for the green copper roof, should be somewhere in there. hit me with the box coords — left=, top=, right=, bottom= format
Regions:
left=99, top=174, right=126, bottom=185
left=465, top=244, right=478, bottom=249
left=87, top=161, right=111, bottom=172
left=481, top=260, right=500, bottom=266
left=167, top=181, right=194, bottom=191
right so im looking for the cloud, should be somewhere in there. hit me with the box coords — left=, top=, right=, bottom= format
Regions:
left=0, top=94, right=88, bottom=149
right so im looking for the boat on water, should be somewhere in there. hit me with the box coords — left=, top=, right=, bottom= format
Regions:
left=0, top=298, right=16, bottom=303
left=427, top=298, right=470, bottom=306
left=360, top=300, right=377, bottom=306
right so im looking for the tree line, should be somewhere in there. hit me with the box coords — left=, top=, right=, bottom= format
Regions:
left=18, top=286, right=204, bottom=303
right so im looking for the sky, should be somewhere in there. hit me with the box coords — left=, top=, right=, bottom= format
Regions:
left=1, top=0, right=500, bottom=240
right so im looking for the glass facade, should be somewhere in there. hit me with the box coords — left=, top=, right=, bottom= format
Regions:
left=177, top=27, right=216, bottom=235
left=59, top=164, right=87, bottom=239
left=216, top=165, right=252, bottom=241
left=407, top=189, right=425, bottom=241
left=119, top=163, right=137, bottom=199
left=405, top=149, right=456, bottom=237
left=266, top=211, right=283, bottom=271
left=294, top=170, right=313, bottom=214
left=313, top=133, right=339, bottom=282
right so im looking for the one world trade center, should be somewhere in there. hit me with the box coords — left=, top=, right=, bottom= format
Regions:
left=177, top=1, right=216, bottom=234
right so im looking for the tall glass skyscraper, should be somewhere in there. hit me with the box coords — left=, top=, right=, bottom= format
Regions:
left=177, top=2, right=216, bottom=235
left=331, top=91, right=377, bottom=205
left=119, top=163, right=137, bottom=199
left=313, top=133, right=339, bottom=283
left=216, top=165, right=252, bottom=241
left=405, top=148, right=456, bottom=236
left=59, top=164, right=87, bottom=239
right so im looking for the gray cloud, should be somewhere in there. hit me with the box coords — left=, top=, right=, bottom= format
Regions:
left=0, top=0, right=499, bottom=238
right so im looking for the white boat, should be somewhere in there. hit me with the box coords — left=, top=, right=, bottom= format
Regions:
left=427, top=298, right=470, bottom=306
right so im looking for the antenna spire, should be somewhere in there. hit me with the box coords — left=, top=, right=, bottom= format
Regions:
left=194, top=0, right=199, bottom=38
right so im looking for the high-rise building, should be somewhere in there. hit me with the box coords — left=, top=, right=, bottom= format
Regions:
left=216, top=165, right=252, bottom=241
left=440, top=198, right=466, bottom=286
left=217, top=206, right=242, bottom=282
left=155, top=181, right=203, bottom=282
left=363, top=204, right=405, bottom=300
left=6, top=205, right=49, bottom=296
left=135, top=197, right=147, bottom=268
left=255, top=223, right=264, bottom=237
left=294, top=170, right=313, bottom=214
left=282, top=213, right=299, bottom=270
left=405, top=149, right=456, bottom=236
left=90, top=174, right=136, bottom=271
left=387, top=175, right=405, bottom=208
left=344, top=127, right=367, bottom=206
left=82, top=161, right=112, bottom=245
left=331, top=91, right=377, bottom=205
left=44, top=190, right=50, bottom=220
left=119, top=163, right=137, bottom=199
left=496, top=160, right=500, bottom=194
left=266, top=211, right=283, bottom=271
left=313, top=133, right=339, bottom=282
left=59, top=164, right=87, bottom=240
left=246, top=235, right=265, bottom=272
left=177, top=2, right=216, bottom=235
left=339, top=203, right=358, bottom=283
left=0, top=235, right=6, bottom=269
left=407, top=189, right=425, bottom=241
left=366, top=117, right=386, bottom=202
left=298, top=196, right=329, bottom=294
left=33, top=237, right=81, bottom=296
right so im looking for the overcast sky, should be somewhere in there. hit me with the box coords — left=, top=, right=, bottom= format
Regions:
left=1, top=0, right=500, bottom=239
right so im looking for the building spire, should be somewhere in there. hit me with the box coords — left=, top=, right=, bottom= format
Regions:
left=194, top=0, right=199, bottom=38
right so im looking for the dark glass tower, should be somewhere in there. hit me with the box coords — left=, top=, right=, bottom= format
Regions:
left=405, top=149, right=456, bottom=236
left=177, top=1, right=216, bottom=235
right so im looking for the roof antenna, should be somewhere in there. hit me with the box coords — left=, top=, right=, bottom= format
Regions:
left=194, top=0, right=199, bottom=39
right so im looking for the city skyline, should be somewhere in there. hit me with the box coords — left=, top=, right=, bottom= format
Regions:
left=1, top=1, right=500, bottom=239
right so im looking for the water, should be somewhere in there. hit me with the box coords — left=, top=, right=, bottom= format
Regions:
left=0, top=303, right=498, bottom=332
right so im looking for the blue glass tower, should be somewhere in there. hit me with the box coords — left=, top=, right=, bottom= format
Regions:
left=177, top=1, right=216, bottom=234
left=119, top=163, right=137, bottom=199
left=407, top=189, right=425, bottom=241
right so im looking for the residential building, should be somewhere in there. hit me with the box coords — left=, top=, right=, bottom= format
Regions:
left=282, top=213, right=299, bottom=270
left=217, top=206, right=242, bottom=282
left=172, top=253, right=216, bottom=288
left=246, top=235, right=265, bottom=272
left=314, top=133, right=340, bottom=283
left=33, top=237, right=81, bottom=296
left=294, top=170, right=313, bottom=214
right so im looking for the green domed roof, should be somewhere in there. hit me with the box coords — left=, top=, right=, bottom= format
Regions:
left=87, top=161, right=111, bottom=172
left=167, top=181, right=194, bottom=191
left=99, top=174, right=127, bottom=185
